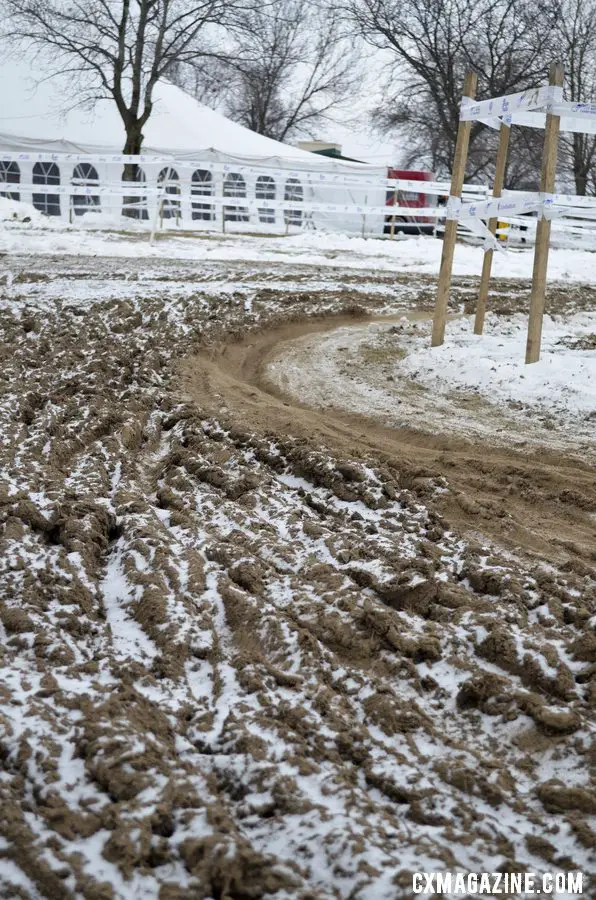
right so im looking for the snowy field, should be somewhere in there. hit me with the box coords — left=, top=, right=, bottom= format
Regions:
left=0, top=211, right=594, bottom=898
left=400, top=313, right=596, bottom=415
left=3, top=195, right=596, bottom=283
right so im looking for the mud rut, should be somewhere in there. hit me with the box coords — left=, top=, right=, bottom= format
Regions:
left=1, top=254, right=595, bottom=898
left=182, top=314, right=596, bottom=572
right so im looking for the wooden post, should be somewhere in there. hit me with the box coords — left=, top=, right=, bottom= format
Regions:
left=390, top=187, right=397, bottom=239
left=525, top=63, right=564, bottom=364
left=432, top=72, right=477, bottom=347
left=149, top=183, right=163, bottom=245
left=474, top=122, right=510, bottom=335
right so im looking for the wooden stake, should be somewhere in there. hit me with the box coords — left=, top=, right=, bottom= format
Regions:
left=390, top=187, right=397, bottom=239
left=474, top=121, right=510, bottom=335
left=432, top=72, right=477, bottom=347
left=525, top=63, right=564, bottom=364
left=222, top=174, right=226, bottom=234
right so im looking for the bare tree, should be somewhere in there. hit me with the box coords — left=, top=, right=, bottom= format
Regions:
left=174, top=0, right=361, bottom=142
left=556, top=0, right=596, bottom=194
left=3, top=0, right=243, bottom=192
left=347, top=0, right=559, bottom=183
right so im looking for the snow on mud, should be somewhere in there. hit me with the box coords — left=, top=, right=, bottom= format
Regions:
left=4, top=203, right=596, bottom=283
left=0, top=235, right=594, bottom=898
left=266, top=311, right=596, bottom=457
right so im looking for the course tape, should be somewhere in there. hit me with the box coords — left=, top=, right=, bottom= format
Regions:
left=460, top=85, right=562, bottom=121
left=459, top=216, right=501, bottom=251
left=0, top=182, right=446, bottom=218
left=6, top=182, right=596, bottom=227
left=552, top=101, right=596, bottom=118
left=0, top=151, right=488, bottom=196
left=445, top=196, right=462, bottom=220
left=10, top=180, right=593, bottom=210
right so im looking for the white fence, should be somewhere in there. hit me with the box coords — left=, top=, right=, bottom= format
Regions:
left=0, top=149, right=487, bottom=239
left=3, top=149, right=596, bottom=247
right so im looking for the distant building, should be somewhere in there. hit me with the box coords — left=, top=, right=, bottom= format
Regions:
left=296, top=141, right=365, bottom=163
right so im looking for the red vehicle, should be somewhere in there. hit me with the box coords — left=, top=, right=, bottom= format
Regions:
left=384, top=169, right=436, bottom=235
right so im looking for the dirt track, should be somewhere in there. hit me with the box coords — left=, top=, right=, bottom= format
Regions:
left=0, top=254, right=594, bottom=898
left=182, top=314, right=596, bottom=571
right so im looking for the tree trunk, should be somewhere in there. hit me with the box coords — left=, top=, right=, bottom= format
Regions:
left=574, top=171, right=587, bottom=196
left=573, top=160, right=588, bottom=196
left=122, top=124, right=146, bottom=219
left=573, top=133, right=588, bottom=196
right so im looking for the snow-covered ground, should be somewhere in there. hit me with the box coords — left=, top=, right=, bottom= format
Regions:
left=3, top=196, right=596, bottom=282
left=401, top=313, right=596, bottom=415
left=266, top=312, right=596, bottom=456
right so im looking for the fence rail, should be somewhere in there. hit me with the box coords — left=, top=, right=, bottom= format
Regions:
left=4, top=150, right=596, bottom=249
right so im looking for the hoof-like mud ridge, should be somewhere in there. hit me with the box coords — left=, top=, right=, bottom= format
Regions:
left=0, top=255, right=594, bottom=898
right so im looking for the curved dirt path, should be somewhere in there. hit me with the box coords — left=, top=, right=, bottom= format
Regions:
left=2, top=255, right=594, bottom=896
left=181, top=314, right=596, bottom=569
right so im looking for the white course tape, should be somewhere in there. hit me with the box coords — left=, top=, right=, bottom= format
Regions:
left=539, top=192, right=556, bottom=220
left=4, top=182, right=166, bottom=197
left=0, top=181, right=448, bottom=218
left=460, top=84, right=562, bottom=121
left=0, top=150, right=490, bottom=197
left=459, top=216, right=501, bottom=251
left=502, top=189, right=596, bottom=210
left=552, top=101, right=596, bottom=118
left=460, top=97, right=503, bottom=130
left=445, top=196, right=462, bottom=220
left=457, top=195, right=542, bottom=221
left=509, top=109, right=596, bottom=135
left=11, top=180, right=594, bottom=228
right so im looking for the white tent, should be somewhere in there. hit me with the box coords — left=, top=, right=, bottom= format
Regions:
left=0, top=59, right=388, bottom=234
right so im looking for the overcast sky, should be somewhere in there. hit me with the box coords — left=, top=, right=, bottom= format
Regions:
left=298, top=50, right=404, bottom=167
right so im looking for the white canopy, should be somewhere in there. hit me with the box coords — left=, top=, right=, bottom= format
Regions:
left=0, top=58, right=371, bottom=174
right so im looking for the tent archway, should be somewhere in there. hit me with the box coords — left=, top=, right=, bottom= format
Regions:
left=256, top=175, right=276, bottom=224
left=191, top=169, right=214, bottom=221
left=71, top=162, right=100, bottom=216
left=32, top=161, right=61, bottom=216
left=224, top=172, right=249, bottom=223
left=128, top=166, right=149, bottom=220
left=0, top=160, right=20, bottom=201
left=284, top=177, right=303, bottom=227
left=157, top=167, right=181, bottom=219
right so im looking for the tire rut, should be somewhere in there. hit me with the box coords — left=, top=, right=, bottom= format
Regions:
left=181, top=314, right=596, bottom=569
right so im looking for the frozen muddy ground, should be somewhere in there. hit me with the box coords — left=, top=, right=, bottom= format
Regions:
left=0, top=249, right=594, bottom=899
left=265, top=312, right=596, bottom=459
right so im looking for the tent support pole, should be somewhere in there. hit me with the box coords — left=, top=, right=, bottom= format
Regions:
left=149, top=184, right=163, bottom=246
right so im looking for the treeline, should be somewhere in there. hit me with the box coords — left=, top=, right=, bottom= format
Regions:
left=3, top=0, right=596, bottom=192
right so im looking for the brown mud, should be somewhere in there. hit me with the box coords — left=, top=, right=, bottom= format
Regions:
left=0, top=255, right=594, bottom=898
left=182, top=314, right=596, bottom=571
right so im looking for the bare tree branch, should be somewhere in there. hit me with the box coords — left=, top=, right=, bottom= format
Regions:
left=345, top=0, right=559, bottom=185
left=557, top=0, right=596, bottom=194
left=172, top=0, right=362, bottom=142
left=2, top=0, right=247, bottom=170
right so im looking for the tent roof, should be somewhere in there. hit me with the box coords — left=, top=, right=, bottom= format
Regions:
left=0, top=59, right=378, bottom=172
